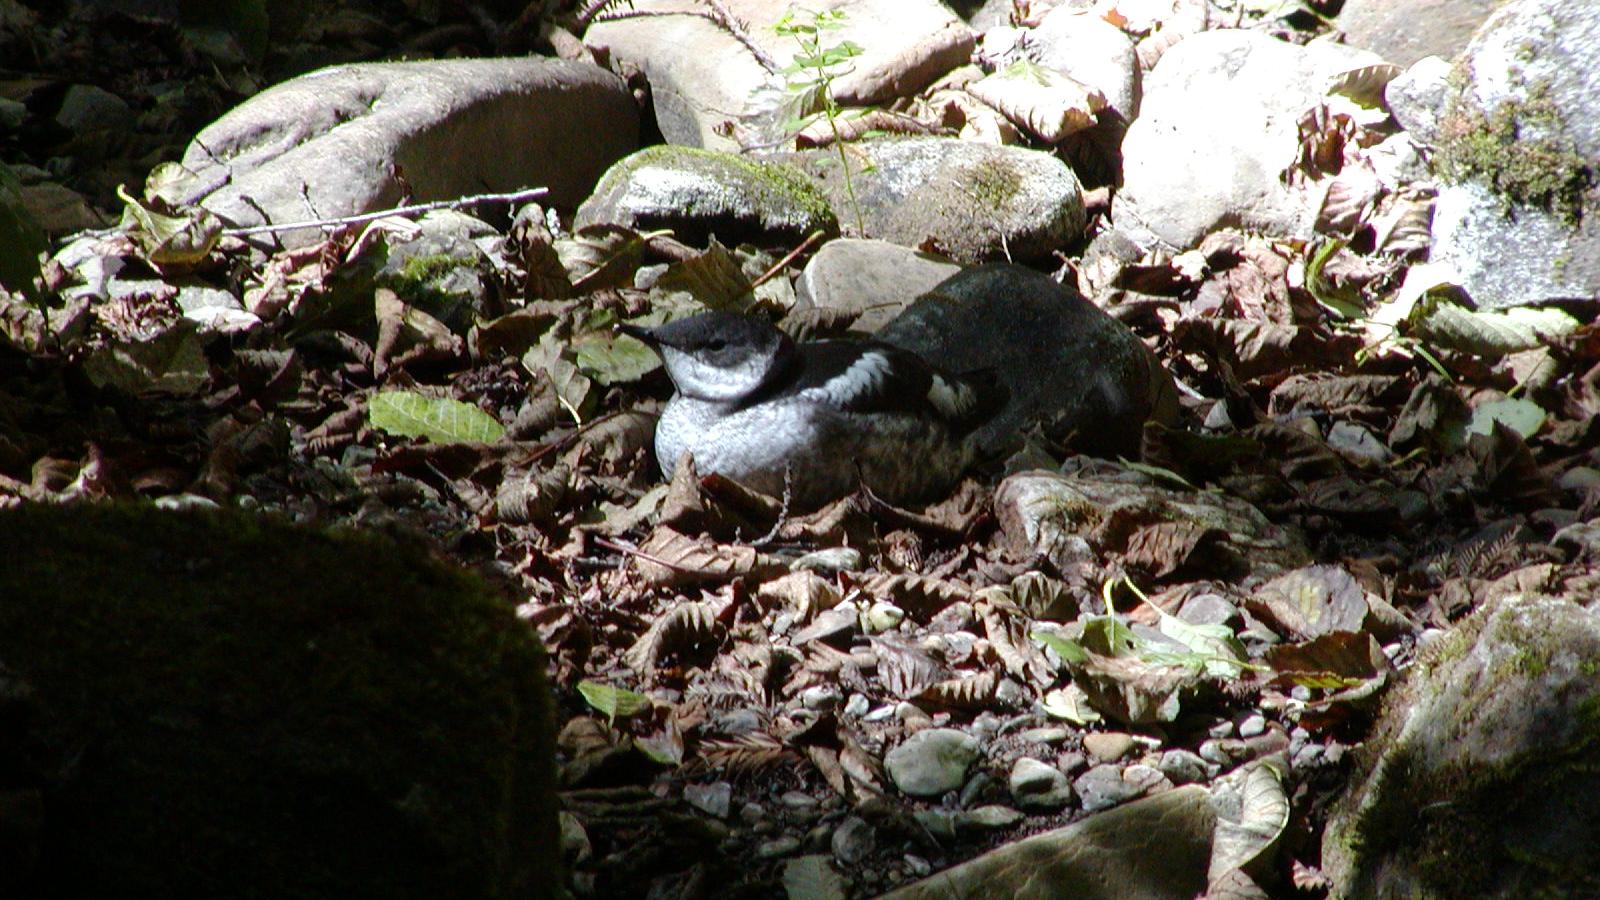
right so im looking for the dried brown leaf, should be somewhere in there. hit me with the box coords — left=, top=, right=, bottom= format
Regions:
left=496, top=462, right=571, bottom=525
left=1265, top=631, right=1389, bottom=689
left=633, top=527, right=773, bottom=587
left=864, top=573, right=970, bottom=620
left=757, top=571, right=842, bottom=619
left=1247, top=565, right=1370, bottom=641
left=918, top=670, right=1002, bottom=710
left=624, top=599, right=724, bottom=675
left=871, top=636, right=947, bottom=699
left=1123, top=520, right=1224, bottom=579
left=967, top=63, right=1106, bottom=143
left=701, top=733, right=794, bottom=776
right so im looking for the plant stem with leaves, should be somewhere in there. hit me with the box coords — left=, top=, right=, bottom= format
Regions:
left=774, top=9, right=866, bottom=235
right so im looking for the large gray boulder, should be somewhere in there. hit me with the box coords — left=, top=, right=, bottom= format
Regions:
left=782, top=138, right=1086, bottom=263
left=877, top=264, right=1177, bottom=457
left=1324, top=592, right=1600, bottom=897
left=1114, top=31, right=1383, bottom=251
left=1427, top=0, right=1600, bottom=309
left=171, top=58, right=638, bottom=247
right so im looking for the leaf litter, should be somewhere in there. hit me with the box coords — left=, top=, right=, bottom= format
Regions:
left=4, top=6, right=1600, bottom=899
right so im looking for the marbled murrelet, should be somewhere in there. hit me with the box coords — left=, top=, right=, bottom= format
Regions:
left=621, top=312, right=1004, bottom=508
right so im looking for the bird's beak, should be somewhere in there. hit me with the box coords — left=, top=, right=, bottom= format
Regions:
left=616, top=322, right=656, bottom=344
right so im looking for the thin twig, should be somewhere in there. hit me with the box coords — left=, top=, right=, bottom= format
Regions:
left=702, top=0, right=781, bottom=72
left=751, top=230, right=826, bottom=289
left=221, top=187, right=549, bottom=237
left=748, top=464, right=793, bottom=547
left=593, top=535, right=707, bottom=574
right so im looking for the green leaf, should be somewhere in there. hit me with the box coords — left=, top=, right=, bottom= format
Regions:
left=577, top=680, right=652, bottom=723
left=1078, top=616, right=1141, bottom=657
left=116, top=183, right=221, bottom=269
left=1033, top=629, right=1089, bottom=666
left=1305, top=239, right=1365, bottom=319
left=1409, top=295, right=1581, bottom=357
left=367, top=390, right=506, bottom=443
left=572, top=329, right=661, bottom=385
left=1467, top=396, right=1546, bottom=439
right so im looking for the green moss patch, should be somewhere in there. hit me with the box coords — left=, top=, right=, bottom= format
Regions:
left=1436, top=85, right=1595, bottom=228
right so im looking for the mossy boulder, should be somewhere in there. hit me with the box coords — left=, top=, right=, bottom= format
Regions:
left=575, top=145, right=839, bottom=245
left=780, top=137, right=1086, bottom=263
left=1323, top=592, right=1600, bottom=897
left=0, top=503, right=560, bottom=898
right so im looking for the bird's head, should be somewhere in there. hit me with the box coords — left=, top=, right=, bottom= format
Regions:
left=619, top=312, right=795, bottom=402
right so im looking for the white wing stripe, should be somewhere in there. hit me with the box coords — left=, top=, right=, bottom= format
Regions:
left=927, top=374, right=975, bottom=420
left=804, top=351, right=894, bottom=406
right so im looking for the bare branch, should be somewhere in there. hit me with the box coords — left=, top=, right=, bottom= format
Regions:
left=221, top=186, right=550, bottom=238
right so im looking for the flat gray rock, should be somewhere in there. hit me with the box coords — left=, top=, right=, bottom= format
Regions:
left=793, top=238, right=961, bottom=332
left=882, top=786, right=1215, bottom=900
left=1115, top=30, right=1383, bottom=251
left=576, top=145, right=837, bottom=244
left=1427, top=0, right=1600, bottom=309
left=1324, top=593, right=1600, bottom=897
left=782, top=138, right=1085, bottom=263
left=885, top=727, right=980, bottom=798
left=876, top=263, right=1177, bottom=457
left=172, top=58, right=638, bottom=248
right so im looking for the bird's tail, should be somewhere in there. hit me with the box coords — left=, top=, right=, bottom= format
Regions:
left=929, top=367, right=1009, bottom=435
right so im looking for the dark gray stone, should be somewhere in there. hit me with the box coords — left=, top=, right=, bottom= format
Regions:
left=876, top=263, right=1177, bottom=457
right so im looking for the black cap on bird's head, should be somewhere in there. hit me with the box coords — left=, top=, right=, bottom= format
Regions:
left=619, top=312, right=796, bottom=402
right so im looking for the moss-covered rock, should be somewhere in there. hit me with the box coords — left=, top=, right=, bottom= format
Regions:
left=1323, top=593, right=1600, bottom=897
left=575, top=145, right=838, bottom=245
left=0, top=503, right=560, bottom=898
left=780, top=138, right=1086, bottom=264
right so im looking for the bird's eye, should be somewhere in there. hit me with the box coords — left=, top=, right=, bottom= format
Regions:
left=704, top=339, right=727, bottom=352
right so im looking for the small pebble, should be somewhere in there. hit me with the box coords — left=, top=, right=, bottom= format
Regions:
left=1082, top=731, right=1136, bottom=763
left=1019, top=726, right=1070, bottom=745
left=844, top=693, right=871, bottom=717
left=831, top=816, right=876, bottom=865
left=1157, top=749, right=1208, bottom=785
left=904, top=855, right=932, bottom=877
left=1238, top=714, right=1267, bottom=738
left=801, top=685, right=841, bottom=710
left=684, top=781, right=732, bottom=819
left=758, top=835, right=801, bottom=859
